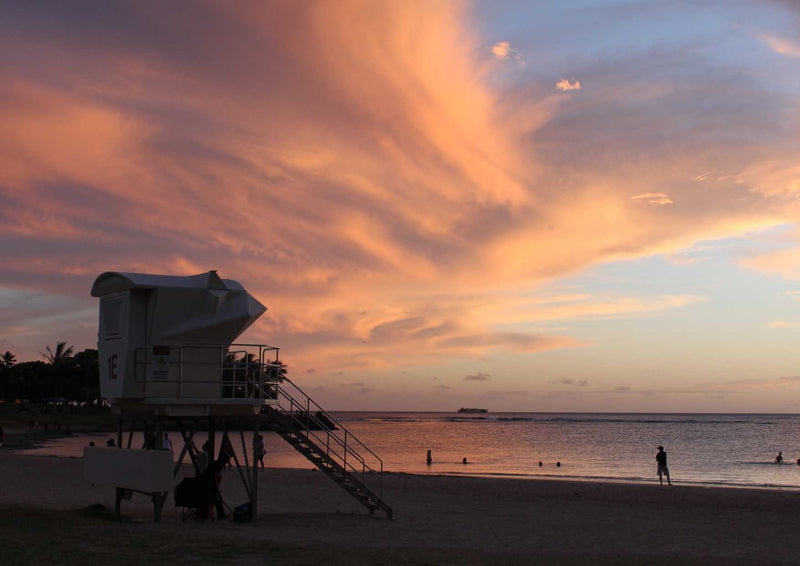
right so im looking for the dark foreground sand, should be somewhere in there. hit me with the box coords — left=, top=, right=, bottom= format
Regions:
left=3, top=453, right=800, bottom=565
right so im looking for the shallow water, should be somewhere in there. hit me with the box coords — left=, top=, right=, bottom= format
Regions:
left=18, top=412, right=800, bottom=488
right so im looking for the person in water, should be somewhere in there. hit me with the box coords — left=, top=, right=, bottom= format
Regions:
left=775, top=452, right=783, bottom=464
left=656, top=446, right=671, bottom=486
left=426, top=449, right=432, bottom=465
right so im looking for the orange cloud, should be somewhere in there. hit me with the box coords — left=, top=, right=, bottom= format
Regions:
left=2, top=0, right=800, bottom=381
left=491, top=41, right=511, bottom=59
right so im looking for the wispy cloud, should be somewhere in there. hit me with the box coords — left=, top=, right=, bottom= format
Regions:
left=758, top=32, right=800, bottom=59
left=742, top=228, right=800, bottom=280
left=768, top=321, right=800, bottom=328
left=463, top=371, right=491, bottom=381
left=552, top=378, right=590, bottom=387
left=631, top=193, right=673, bottom=205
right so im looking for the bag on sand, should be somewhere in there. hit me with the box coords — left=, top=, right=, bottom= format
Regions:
left=233, top=502, right=251, bottom=523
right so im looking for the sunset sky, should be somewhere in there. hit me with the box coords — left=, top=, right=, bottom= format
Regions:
left=3, top=1, right=800, bottom=412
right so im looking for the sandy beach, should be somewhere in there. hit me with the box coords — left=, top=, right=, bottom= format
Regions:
left=3, top=453, right=800, bottom=565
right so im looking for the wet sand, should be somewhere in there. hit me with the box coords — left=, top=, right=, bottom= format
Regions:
left=3, top=453, right=800, bottom=564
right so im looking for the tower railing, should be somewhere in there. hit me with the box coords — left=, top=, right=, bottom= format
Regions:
left=132, top=343, right=281, bottom=402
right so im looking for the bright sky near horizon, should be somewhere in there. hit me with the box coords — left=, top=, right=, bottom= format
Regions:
left=2, top=0, right=800, bottom=412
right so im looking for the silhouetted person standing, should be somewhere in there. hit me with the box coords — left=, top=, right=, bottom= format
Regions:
left=426, top=449, right=432, bottom=465
left=656, top=446, right=671, bottom=486
left=253, top=434, right=265, bottom=469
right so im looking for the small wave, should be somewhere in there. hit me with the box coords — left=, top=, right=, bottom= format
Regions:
left=740, top=461, right=800, bottom=467
left=439, top=416, right=779, bottom=426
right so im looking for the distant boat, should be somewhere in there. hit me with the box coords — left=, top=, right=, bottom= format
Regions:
left=457, top=408, right=488, bottom=414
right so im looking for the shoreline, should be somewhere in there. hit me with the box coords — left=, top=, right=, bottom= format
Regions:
left=7, top=438, right=800, bottom=493
left=433, top=469, right=800, bottom=492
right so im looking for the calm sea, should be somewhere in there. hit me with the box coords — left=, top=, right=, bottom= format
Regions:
left=17, top=412, right=800, bottom=489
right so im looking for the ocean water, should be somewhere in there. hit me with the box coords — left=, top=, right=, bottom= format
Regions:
left=17, top=412, right=800, bottom=489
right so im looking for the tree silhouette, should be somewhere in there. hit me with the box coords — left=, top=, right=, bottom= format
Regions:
left=0, top=350, right=15, bottom=399
left=1, top=351, right=16, bottom=368
left=42, top=341, right=75, bottom=398
left=266, top=359, right=287, bottom=382
left=42, top=342, right=75, bottom=366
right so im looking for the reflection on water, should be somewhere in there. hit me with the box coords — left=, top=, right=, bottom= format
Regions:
left=17, top=412, right=800, bottom=488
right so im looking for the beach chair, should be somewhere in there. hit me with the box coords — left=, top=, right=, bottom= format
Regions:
left=174, top=476, right=210, bottom=522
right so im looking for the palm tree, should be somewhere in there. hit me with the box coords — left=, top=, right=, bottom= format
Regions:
left=42, top=341, right=74, bottom=398
left=0, top=351, right=14, bottom=401
left=42, top=342, right=74, bottom=366
left=266, top=359, right=287, bottom=382
left=1, top=351, right=15, bottom=368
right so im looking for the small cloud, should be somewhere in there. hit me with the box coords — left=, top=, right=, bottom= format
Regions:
left=631, top=192, right=673, bottom=205
left=434, top=384, right=452, bottom=390
left=613, top=385, right=631, bottom=392
left=491, top=41, right=511, bottom=60
left=305, top=368, right=316, bottom=374
left=487, top=389, right=528, bottom=397
left=491, top=41, right=524, bottom=63
left=786, top=291, right=800, bottom=301
left=668, top=255, right=698, bottom=266
left=555, top=78, right=581, bottom=91
left=552, top=378, right=589, bottom=387
left=769, top=321, right=800, bottom=328
left=464, top=371, right=491, bottom=381
left=758, top=33, right=800, bottom=59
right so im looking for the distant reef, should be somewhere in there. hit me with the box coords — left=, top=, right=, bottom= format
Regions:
left=457, top=408, right=488, bottom=414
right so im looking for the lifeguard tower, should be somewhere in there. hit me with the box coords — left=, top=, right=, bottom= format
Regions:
left=84, top=271, right=391, bottom=521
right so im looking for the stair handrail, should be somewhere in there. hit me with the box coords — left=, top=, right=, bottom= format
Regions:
left=276, top=386, right=368, bottom=469
left=276, top=378, right=383, bottom=467
left=272, top=378, right=385, bottom=499
left=273, top=392, right=383, bottom=499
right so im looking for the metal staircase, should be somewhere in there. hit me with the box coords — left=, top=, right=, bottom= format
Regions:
left=260, top=379, right=393, bottom=519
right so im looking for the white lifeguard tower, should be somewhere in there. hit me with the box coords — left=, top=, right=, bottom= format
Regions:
left=85, top=270, right=392, bottom=522
left=91, top=270, right=277, bottom=416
